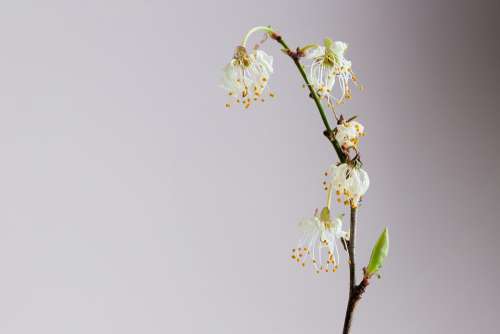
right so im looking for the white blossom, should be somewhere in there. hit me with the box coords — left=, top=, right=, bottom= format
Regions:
left=291, top=207, right=348, bottom=274
left=335, top=120, right=365, bottom=150
left=221, top=46, right=274, bottom=109
left=305, top=38, right=360, bottom=107
left=325, top=163, right=369, bottom=208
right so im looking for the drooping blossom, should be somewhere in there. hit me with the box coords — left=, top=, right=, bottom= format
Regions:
left=221, top=46, right=274, bottom=109
left=325, top=163, right=370, bottom=208
left=291, top=207, right=348, bottom=274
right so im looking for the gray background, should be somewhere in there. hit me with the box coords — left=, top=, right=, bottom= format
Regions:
left=0, top=0, right=498, bottom=333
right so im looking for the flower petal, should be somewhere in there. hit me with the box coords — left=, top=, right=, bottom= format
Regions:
left=305, top=46, right=326, bottom=60
left=331, top=41, right=348, bottom=56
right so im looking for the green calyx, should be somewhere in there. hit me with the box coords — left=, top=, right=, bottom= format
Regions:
left=323, top=37, right=338, bottom=66
left=324, top=37, right=333, bottom=49
left=320, top=207, right=331, bottom=222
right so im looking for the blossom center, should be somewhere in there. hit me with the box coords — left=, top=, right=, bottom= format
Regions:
left=233, top=46, right=252, bottom=68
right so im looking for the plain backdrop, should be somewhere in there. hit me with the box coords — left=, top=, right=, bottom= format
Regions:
left=0, top=1, right=499, bottom=333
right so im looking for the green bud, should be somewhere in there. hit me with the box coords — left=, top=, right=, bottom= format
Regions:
left=365, top=228, right=389, bottom=278
left=320, top=207, right=330, bottom=222
left=324, top=38, right=333, bottom=49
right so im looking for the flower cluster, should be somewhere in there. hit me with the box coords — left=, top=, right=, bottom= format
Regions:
left=221, top=46, right=275, bottom=109
left=221, top=27, right=371, bottom=276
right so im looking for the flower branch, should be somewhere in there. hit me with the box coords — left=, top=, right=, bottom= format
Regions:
left=220, top=25, right=389, bottom=334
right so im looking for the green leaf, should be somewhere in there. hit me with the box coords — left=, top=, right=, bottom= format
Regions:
left=365, top=228, right=389, bottom=277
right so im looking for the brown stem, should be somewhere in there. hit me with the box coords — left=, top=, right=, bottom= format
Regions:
left=343, top=278, right=369, bottom=334
left=348, top=207, right=357, bottom=290
left=342, top=207, right=369, bottom=334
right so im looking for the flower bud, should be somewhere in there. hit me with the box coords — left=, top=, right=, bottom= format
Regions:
left=365, top=228, right=389, bottom=278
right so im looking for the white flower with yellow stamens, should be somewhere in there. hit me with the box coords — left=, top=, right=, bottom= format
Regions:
left=291, top=207, right=348, bottom=274
left=335, top=119, right=365, bottom=150
left=221, top=46, right=274, bottom=109
left=305, top=38, right=359, bottom=107
left=325, top=163, right=370, bottom=208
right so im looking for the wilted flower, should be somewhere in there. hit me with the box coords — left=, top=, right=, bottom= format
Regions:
left=221, top=46, right=274, bottom=109
left=291, top=207, right=348, bottom=274
left=305, top=38, right=360, bottom=107
left=335, top=119, right=365, bottom=150
left=325, top=163, right=370, bottom=208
